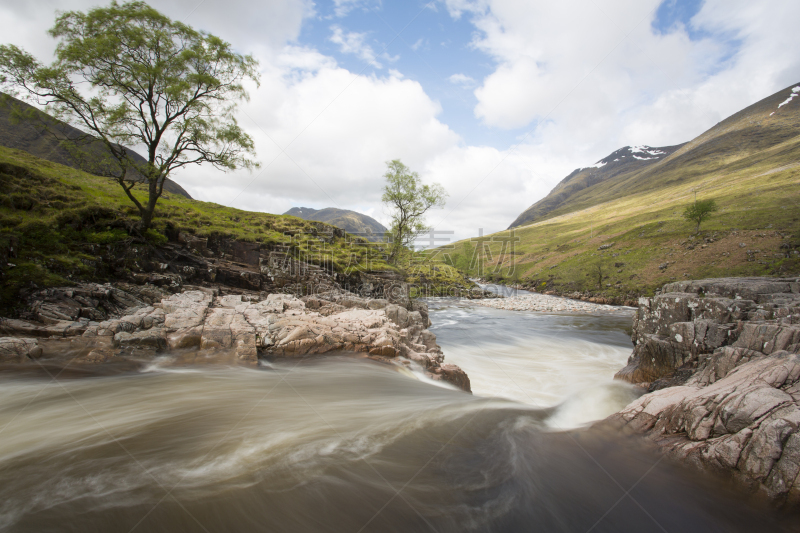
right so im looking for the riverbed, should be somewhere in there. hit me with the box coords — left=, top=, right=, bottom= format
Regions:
left=0, top=297, right=786, bottom=532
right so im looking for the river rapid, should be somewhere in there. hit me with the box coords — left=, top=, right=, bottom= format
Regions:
left=0, top=293, right=785, bottom=532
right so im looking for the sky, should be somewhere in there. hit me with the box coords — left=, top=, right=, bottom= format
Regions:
left=1, top=0, right=799, bottom=246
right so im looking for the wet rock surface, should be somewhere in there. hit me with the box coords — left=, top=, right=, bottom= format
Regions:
left=609, top=277, right=800, bottom=506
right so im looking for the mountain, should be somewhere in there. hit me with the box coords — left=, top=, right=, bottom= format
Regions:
left=509, top=144, right=685, bottom=228
left=509, top=82, right=800, bottom=229
left=284, top=207, right=387, bottom=242
left=438, top=82, right=800, bottom=299
left=0, top=94, right=191, bottom=199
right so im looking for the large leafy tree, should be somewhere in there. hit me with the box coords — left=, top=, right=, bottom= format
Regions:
left=381, top=159, right=447, bottom=263
left=0, top=1, right=259, bottom=231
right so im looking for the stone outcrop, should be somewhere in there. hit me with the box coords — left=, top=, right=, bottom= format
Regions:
left=0, top=283, right=470, bottom=392
left=609, top=277, right=800, bottom=506
left=616, top=277, right=800, bottom=386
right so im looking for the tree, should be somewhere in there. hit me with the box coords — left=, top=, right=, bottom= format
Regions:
left=0, top=1, right=259, bottom=231
left=682, top=199, right=719, bottom=233
left=591, top=261, right=605, bottom=290
left=381, top=159, right=447, bottom=263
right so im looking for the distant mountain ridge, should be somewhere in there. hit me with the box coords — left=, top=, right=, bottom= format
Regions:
left=284, top=207, right=387, bottom=242
left=508, top=81, right=800, bottom=229
left=0, top=93, right=191, bottom=199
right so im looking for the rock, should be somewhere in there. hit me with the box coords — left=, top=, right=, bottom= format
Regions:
left=167, top=326, right=204, bottom=350
left=0, top=273, right=469, bottom=388
left=472, top=292, right=631, bottom=314
left=610, top=276, right=800, bottom=507
left=0, top=337, right=42, bottom=362
left=432, top=363, right=472, bottom=392
left=613, top=351, right=800, bottom=503
left=616, top=277, right=800, bottom=387
left=384, top=304, right=410, bottom=328
left=0, top=318, right=87, bottom=337
left=113, top=328, right=167, bottom=351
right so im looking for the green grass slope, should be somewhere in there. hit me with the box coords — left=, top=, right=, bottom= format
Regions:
left=432, top=83, right=800, bottom=300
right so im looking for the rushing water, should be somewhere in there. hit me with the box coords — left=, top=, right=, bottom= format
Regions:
left=427, top=295, right=639, bottom=428
left=0, top=298, right=787, bottom=532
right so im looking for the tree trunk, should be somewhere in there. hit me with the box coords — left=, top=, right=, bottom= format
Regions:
left=138, top=178, right=161, bottom=232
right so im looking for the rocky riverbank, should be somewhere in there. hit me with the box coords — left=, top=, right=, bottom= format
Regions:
left=608, top=277, right=800, bottom=507
left=472, top=291, right=635, bottom=314
left=0, top=282, right=471, bottom=392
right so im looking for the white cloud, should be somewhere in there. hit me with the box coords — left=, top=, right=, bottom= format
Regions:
left=448, top=73, right=476, bottom=86
left=331, top=0, right=375, bottom=18
left=329, top=25, right=396, bottom=69
left=455, top=0, right=800, bottom=149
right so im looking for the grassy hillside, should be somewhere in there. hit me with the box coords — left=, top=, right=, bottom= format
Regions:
left=0, top=145, right=405, bottom=306
left=0, top=145, right=476, bottom=310
left=430, top=84, right=800, bottom=300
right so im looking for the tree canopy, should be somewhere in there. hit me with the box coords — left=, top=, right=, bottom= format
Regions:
left=682, top=199, right=719, bottom=233
left=0, top=0, right=259, bottom=231
left=381, top=159, right=447, bottom=263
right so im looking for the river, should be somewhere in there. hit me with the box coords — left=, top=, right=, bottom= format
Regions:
left=0, top=293, right=786, bottom=532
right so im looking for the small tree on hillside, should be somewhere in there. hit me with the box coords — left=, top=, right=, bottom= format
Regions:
left=592, top=261, right=605, bottom=290
left=682, top=199, right=719, bottom=233
left=381, top=159, right=447, bottom=263
left=0, top=1, right=259, bottom=231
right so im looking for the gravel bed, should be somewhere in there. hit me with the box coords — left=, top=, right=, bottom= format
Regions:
left=472, top=293, right=635, bottom=315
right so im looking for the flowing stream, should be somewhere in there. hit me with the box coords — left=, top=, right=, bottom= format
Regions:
left=0, top=293, right=786, bottom=532
left=427, top=294, right=639, bottom=428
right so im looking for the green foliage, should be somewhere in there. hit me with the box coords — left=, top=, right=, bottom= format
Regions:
left=682, top=199, right=719, bottom=233
left=143, top=229, right=168, bottom=245
left=0, top=0, right=259, bottom=230
left=381, top=159, right=447, bottom=263
left=587, top=259, right=606, bottom=289
left=401, top=251, right=474, bottom=297
left=85, top=229, right=129, bottom=244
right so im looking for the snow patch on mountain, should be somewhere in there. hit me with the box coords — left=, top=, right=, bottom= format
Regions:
left=629, top=145, right=666, bottom=156
left=775, top=86, right=800, bottom=111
